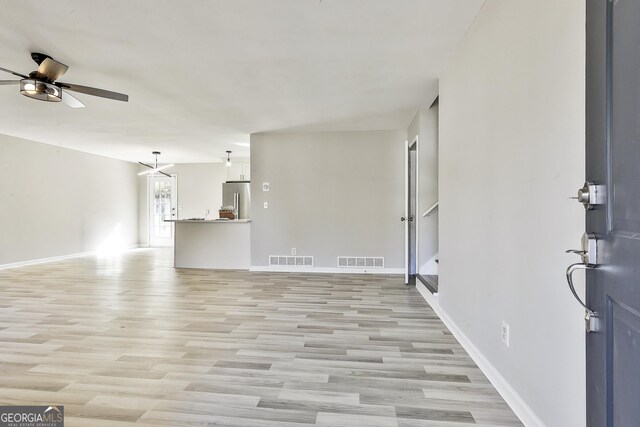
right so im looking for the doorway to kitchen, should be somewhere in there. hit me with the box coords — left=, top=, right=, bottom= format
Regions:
left=149, top=174, right=178, bottom=247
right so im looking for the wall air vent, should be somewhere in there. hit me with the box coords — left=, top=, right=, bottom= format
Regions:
left=269, top=256, right=313, bottom=267
left=337, top=257, right=384, bottom=268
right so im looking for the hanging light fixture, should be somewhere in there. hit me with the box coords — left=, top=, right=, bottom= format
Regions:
left=138, top=151, right=174, bottom=177
left=226, top=150, right=232, bottom=167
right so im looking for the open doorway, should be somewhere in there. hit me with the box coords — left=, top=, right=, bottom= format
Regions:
left=149, top=174, right=178, bottom=247
left=418, top=99, right=439, bottom=294
left=406, top=99, right=439, bottom=293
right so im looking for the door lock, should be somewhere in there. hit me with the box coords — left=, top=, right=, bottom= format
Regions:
left=575, top=181, right=605, bottom=210
left=565, top=233, right=599, bottom=332
left=565, top=232, right=597, bottom=266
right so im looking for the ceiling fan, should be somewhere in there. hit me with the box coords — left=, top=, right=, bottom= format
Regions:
left=0, top=52, right=128, bottom=108
left=138, top=151, right=174, bottom=178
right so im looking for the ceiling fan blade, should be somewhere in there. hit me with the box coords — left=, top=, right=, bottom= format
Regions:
left=0, top=80, right=20, bottom=85
left=61, top=90, right=85, bottom=108
left=0, top=66, right=28, bottom=79
left=137, top=162, right=171, bottom=178
left=38, top=57, right=69, bottom=81
left=57, top=82, right=128, bottom=102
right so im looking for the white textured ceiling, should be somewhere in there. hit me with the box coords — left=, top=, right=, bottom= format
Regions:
left=0, top=0, right=483, bottom=163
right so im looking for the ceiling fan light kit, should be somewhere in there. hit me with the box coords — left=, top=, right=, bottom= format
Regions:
left=1, top=52, right=129, bottom=108
left=19, top=79, right=62, bottom=102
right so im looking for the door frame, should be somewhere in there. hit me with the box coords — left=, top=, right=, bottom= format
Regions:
left=147, top=173, right=178, bottom=247
left=404, top=136, right=419, bottom=284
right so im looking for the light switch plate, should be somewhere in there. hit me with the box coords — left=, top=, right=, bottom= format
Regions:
left=501, top=321, right=510, bottom=347
left=262, top=182, right=270, bottom=192
left=264, top=202, right=268, bottom=209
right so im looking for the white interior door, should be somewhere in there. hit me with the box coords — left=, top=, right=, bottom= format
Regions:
left=149, top=175, right=177, bottom=247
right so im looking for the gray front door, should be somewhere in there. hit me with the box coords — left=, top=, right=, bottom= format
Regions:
left=585, top=0, right=640, bottom=425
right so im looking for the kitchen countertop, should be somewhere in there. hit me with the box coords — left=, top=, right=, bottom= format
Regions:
left=165, top=219, right=252, bottom=223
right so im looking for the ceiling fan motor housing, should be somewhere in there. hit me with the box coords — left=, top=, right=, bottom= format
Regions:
left=30, top=52, right=52, bottom=66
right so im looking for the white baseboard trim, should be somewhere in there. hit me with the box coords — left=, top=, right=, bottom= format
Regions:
left=0, top=245, right=142, bottom=271
left=250, top=266, right=404, bottom=275
left=0, top=251, right=95, bottom=270
left=415, top=281, right=545, bottom=427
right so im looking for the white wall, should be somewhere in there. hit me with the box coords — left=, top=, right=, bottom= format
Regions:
left=0, top=134, right=139, bottom=265
left=438, top=1, right=585, bottom=426
left=173, top=163, right=229, bottom=219
left=250, top=130, right=405, bottom=270
left=408, top=106, right=439, bottom=275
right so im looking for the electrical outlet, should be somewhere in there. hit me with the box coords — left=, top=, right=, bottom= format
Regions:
left=501, top=321, right=510, bottom=347
left=291, top=248, right=296, bottom=255
left=262, top=182, right=270, bottom=192
left=264, top=202, right=268, bottom=209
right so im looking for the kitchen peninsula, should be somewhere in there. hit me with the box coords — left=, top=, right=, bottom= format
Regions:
left=167, top=219, right=251, bottom=269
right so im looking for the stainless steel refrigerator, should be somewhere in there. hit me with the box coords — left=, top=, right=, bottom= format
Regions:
left=222, top=181, right=251, bottom=219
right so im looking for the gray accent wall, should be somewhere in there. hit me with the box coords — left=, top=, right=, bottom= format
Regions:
left=438, top=0, right=585, bottom=425
left=250, top=130, right=405, bottom=269
left=0, top=133, right=139, bottom=265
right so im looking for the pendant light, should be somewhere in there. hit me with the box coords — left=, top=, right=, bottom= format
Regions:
left=226, top=150, right=232, bottom=167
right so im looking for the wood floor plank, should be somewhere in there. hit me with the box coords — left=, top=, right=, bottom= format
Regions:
left=0, top=248, right=522, bottom=425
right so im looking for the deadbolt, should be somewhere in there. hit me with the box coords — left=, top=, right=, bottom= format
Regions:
left=576, top=181, right=605, bottom=210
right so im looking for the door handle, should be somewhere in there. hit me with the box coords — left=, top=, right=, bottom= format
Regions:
left=565, top=232, right=599, bottom=332
left=565, top=263, right=595, bottom=316
left=565, top=263, right=599, bottom=332
left=400, top=217, right=414, bottom=222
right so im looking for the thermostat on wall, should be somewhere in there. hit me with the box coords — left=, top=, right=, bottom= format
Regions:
left=262, top=182, right=270, bottom=192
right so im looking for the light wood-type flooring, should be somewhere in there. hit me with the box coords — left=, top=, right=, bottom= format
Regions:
left=0, top=248, right=522, bottom=426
